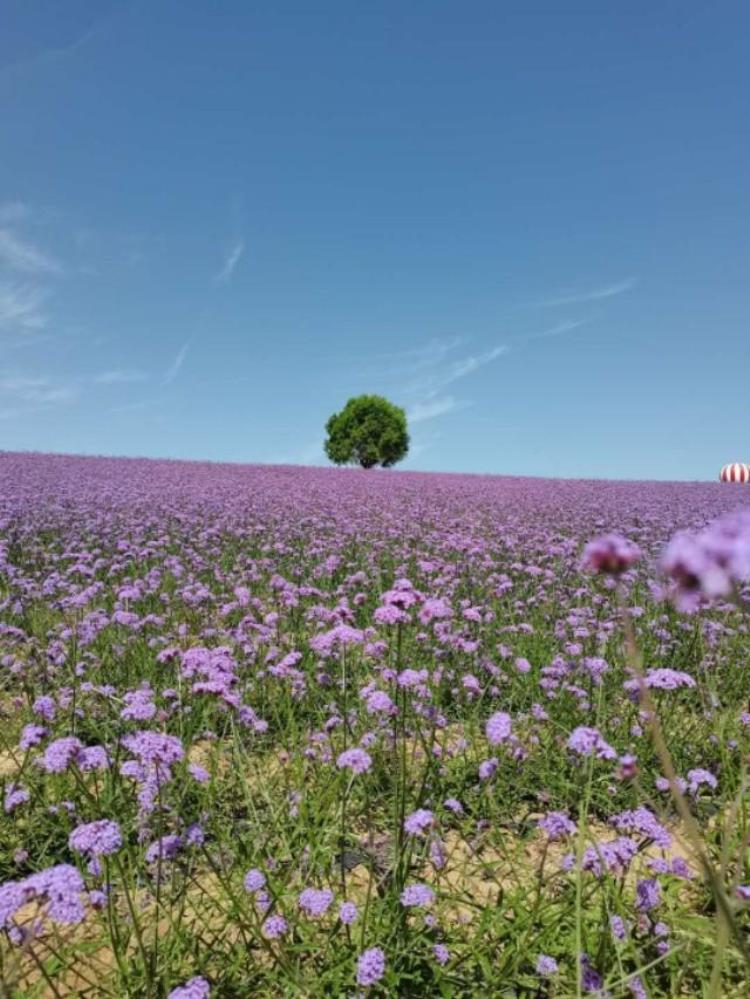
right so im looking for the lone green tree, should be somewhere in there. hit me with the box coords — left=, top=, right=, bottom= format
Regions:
left=324, top=395, right=409, bottom=469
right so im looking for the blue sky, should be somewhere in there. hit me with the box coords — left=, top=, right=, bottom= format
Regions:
left=1, top=1, right=748, bottom=479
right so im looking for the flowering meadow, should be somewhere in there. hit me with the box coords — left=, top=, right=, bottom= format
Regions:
left=1, top=452, right=749, bottom=998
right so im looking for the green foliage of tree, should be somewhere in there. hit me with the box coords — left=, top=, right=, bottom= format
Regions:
left=324, top=395, right=409, bottom=469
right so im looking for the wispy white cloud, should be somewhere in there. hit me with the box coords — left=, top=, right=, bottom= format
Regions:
left=352, top=338, right=507, bottom=433
left=354, top=316, right=591, bottom=438
left=0, top=228, right=62, bottom=274
left=375, top=336, right=465, bottom=369
left=0, top=210, right=63, bottom=336
left=402, top=342, right=507, bottom=400
left=0, top=375, right=77, bottom=405
left=93, top=369, right=148, bottom=385
left=439, top=345, right=507, bottom=386
left=215, top=238, right=244, bottom=283
left=532, top=278, right=637, bottom=308
left=408, top=395, right=468, bottom=424
left=0, top=282, right=49, bottom=331
left=0, top=24, right=101, bottom=79
left=162, top=341, right=190, bottom=385
left=522, top=318, right=588, bottom=342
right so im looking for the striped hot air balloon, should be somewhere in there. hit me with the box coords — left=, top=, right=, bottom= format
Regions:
left=719, top=463, right=750, bottom=483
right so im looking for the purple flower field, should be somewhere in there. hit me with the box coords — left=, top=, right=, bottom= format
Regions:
left=1, top=452, right=749, bottom=996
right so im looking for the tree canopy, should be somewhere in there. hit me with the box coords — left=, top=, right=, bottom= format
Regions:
left=324, top=395, right=409, bottom=469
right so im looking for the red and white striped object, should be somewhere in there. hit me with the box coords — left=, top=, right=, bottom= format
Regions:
left=720, top=463, right=750, bottom=483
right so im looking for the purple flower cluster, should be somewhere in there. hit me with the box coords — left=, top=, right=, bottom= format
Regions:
left=357, top=946, right=386, bottom=987
left=263, top=913, right=288, bottom=938
left=299, top=888, right=334, bottom=918
left=485, top=711, right=512, bottom=745
left=404, top=808, right=434, bottom=836
left=582, top=533, right=641, bottom=574
left=611, top=807, right=671, bottom=848
left=4, top=783, right=30, bottom=814
left=567, top=726, right=617, bottom=760
left=244, top=869, right=266, bottom=893
left=168, top=978, right=211, bottom=999
left=538, top=811, right=577, bottom=840
left=642, top=668, right=696, bottom=691
left=0, top=864, right=86, bottom=928
left=69, top=819, right=123, bottom=857
left=536, top=954, right=559, bottom=977
left=336, top=747, right=372, bottom=774
left=662, top=510, right=750, bottom=609
left=400, top=883, right=434, bottom=908
left=635, top=878, right=662, bottom=912
left=563, top=836, right=639, bottom=877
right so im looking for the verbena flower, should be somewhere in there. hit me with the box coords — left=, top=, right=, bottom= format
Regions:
left=4, top=784, right=30, bottom=814
left=299, top=887, right=334, bottom=917
left=336, top=748, right=372, bottom=774
left=403, top=808, right=433, bottom=836
left=686, top=768, right=717, bottom=795
left=580, top=953, right=605, bottom=994
left=263, top=913, right=288, bottom=938
left=582, top=534, right=641, bottom=574
left=419, top=598, right=453, bottom=624
left=655, top=775, right=688, bottom=795
left=567, top=726, right=616, bottom=760
left=365, top=689, right=395, bottom=715
left=635, top=878, right=661, bottom=912
left=609, top=915, right=628, bottom=941
left=145, top=835, right=182, bottom=865
left=122, top=731, right=184, bottom=767
left=662, top=511, right=750, bottom=609
left=357, top=947, right=385, bottom=987
left=536, top=954, right=559, bottom=977
left=433, top=943, right=450, bottom=965
left=647, top=667, right=696, bottom=690
left=563, top=836, right=638, bottom=877
left=617, top=754, right=638, bottom=780
left=538, top=811, right=577, bottom=840
left=485, top=711, right=512, bottom=745
left=41, top=737, right=84, bottom=773
left=0, top=865, right=86, bottom=928
left=478, top=757, right=498, bottom=780
left=189, top=763, right=210, bottom=784
left=32, top=696, right=56, bottom=721
left=400, top=883, right=434, bottom=907
left=244, top=869, right=266, bottom=894
left=69, top=819, right=123, bottom=857
left=310, top=624, right=364, bottom=656
left=121, top=687, right=157, bottom=721
left=19, top=724, right=47, bottom=749
left=168, top=977, right=211, bottom=999
left=611, top=806, right=671, bottom=848
left=78, top=746, right=109, bottom=772
left=429, top=837, right=446, bottom=870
